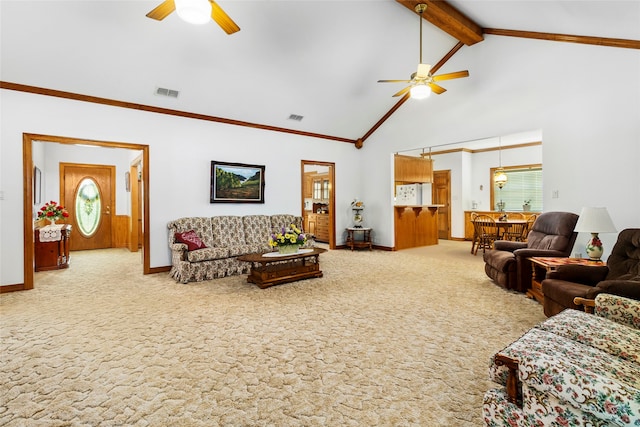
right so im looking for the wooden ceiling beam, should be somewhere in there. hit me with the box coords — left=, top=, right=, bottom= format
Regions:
left=484, top=28, right=640, bottom=50
left=396, top=0, right=484, bottom=46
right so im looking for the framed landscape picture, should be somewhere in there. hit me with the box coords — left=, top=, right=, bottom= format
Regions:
left=211, top=161, right=265, bottom=203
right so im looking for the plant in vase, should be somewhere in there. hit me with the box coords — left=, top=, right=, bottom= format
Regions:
left=38, top=200, right=69, bottom=225
left=269, top=224, right=307, bottom=254
left=523, top=199, right=531, bottom=211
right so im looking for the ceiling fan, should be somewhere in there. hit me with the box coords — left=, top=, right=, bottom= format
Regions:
left=146, top=0, right=240, bottom=34
left=378, top=3, right=469, bottom=99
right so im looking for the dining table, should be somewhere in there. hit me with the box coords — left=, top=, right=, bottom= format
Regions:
left=470, top=218, right=528, bottom=253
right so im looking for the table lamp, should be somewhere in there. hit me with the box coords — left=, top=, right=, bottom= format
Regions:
left=574, top=207, right=617, bottom=260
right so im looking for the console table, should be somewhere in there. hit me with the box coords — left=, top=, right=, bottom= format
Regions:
left=237, top=248, right=327, bottom=289
left=345, top=227, right=372, bottom=251
left=35, top=224, right=72, bottom=272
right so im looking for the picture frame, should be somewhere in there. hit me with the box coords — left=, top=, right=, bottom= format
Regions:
left=33, top=166, right=42, bottom=205
left=211, top=161, right=265, bottom=203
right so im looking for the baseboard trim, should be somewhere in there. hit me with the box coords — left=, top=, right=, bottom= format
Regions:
left=0, top=283, right=26, bottom=293
left=148, top=266, right=171, bottom=274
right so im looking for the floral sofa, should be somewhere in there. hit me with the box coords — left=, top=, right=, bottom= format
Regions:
left=483, top=293, right=640, bottom=426
left=167, top=214, right=303, bottom=283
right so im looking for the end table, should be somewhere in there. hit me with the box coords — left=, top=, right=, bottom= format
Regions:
left=345, top=227, right=372, bottom=251
left=527, top=257, right=604, bottom=303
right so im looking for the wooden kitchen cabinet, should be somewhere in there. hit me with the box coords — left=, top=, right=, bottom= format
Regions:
left=307, top=213, right=329, bottom=242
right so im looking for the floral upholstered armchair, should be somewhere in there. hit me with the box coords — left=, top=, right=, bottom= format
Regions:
left=483, top=293, right=640, bottom=426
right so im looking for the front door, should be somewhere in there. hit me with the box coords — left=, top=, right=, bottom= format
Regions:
left=433, top=170, right=451, bottom=240
left=61, top=163, right=114, bottom=250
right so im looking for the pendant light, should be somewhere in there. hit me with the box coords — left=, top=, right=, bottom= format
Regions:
left=494, top=138, right=507, bottom=189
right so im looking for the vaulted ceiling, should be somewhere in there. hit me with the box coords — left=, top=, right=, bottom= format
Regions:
left=1, top=0, right=639, bottom=147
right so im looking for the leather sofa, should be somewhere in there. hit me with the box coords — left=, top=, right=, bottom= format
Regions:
left=542, top=228, right=640, bottom=317
left=167, top=214, right=303, bottom=283
left=483, top=211, right=579, bottom=292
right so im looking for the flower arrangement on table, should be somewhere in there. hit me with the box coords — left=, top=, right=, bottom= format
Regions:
left=38, top=200, right=69, bottom=224
left=269, top=224, right=307, bottom=254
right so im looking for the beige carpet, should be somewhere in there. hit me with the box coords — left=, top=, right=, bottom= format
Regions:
left=1, top=241, right=545, bottom=426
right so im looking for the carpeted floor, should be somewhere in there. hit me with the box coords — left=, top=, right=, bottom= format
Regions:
left=0, top=241, right=545, bottom=426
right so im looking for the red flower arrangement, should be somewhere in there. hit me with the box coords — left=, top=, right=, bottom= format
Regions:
left=38, top=201, right=69, bottom=222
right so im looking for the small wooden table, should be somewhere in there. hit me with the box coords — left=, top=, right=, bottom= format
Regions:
left=237, top=248, right=327, bottom=289
left=35, top=224, right=72, bottom=272
left=527, top=257, right=604, bottom=303
left=345, top=227, right=372, bottom=251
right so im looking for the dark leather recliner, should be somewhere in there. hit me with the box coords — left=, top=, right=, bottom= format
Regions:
left=542, top=228, right=640, bottom=317
left=483, top=211, right=579, bottom=292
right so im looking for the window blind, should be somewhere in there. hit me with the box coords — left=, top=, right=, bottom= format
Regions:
left=495, top=168, right=542, bottom=211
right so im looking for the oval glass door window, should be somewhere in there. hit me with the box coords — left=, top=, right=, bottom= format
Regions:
left=75, top=178, right=101, bottom=237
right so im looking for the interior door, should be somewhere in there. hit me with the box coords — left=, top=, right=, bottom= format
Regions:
left=61, top=163, right=114, bottom=250
left=433, top=170, right=451, bottom=240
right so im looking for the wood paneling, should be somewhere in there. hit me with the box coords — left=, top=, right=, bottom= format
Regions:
left=114, top=215, right=130, bottom=248
left=394, top=206, right=439, bottom=249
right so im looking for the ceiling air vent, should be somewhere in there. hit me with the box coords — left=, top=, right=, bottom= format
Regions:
left=288, top=114, right=304, bottom=122
left=155, top=87, right=179, bottom=98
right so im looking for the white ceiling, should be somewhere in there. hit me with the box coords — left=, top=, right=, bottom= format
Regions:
left=2, top=0, right=639, bottom=146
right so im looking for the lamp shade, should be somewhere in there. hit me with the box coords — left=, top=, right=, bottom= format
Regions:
left=410, top=83, right=431, bottom=100
left=574, top=207, right=617, bottom=233
left=494, top=168, right=507, bottom=189
left=175, top=0, right=212, bottom=25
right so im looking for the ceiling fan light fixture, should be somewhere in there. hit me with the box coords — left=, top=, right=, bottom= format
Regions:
left=410, top=83, right=431, bottom=100
left=175, top=0, right=211, bottom=25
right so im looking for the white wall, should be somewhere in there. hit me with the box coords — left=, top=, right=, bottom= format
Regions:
left=360, top=36, right=640, bottom=256
left=2, top=35, right=639, bottom=286
left=36, top=143, right=135, bottom=218
left=0, top=90, right=362, bottom=286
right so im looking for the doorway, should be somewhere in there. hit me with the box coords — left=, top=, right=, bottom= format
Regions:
left=301, top=161, right=336, bottom=249
left=433, top=170, right=451, bottom=240
left=61, top=163, right=115, bottom=251
left=21, top=133, right=150, bottom=291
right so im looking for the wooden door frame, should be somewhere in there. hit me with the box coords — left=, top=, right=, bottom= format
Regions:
left=301, top=160, right=336, bottom=250
left=22, top=133, right=150, bottom=291
left=129, top=154, right=143, bottom=252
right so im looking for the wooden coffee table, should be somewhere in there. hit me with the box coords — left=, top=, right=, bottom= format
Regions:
left=237, top=247, right=327, bottom=289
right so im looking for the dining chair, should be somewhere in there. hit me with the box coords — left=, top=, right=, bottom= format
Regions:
left=473, top=214, right=500, bottom=255
left=470, top=212, right=479, bottom=254
left=522, top=214, right=538, bottom=241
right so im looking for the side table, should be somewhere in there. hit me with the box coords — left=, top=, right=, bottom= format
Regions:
left=527, top=257, right=604, bottom=304
left=35, top=224, right=72, bottom=272
left=345, top=227, right=372, bottom=251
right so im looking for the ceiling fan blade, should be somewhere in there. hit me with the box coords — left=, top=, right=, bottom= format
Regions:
left=378, top=79, right=413, bottom=83
left=432, top=70, right=469, bottom=82
left=392, top=86, right=412, bottom=97
left=146, top=0, right=176, bottom=20
left=429, top=83, right=447, bottom=94
left=210, top=0, right=240, bottom=34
